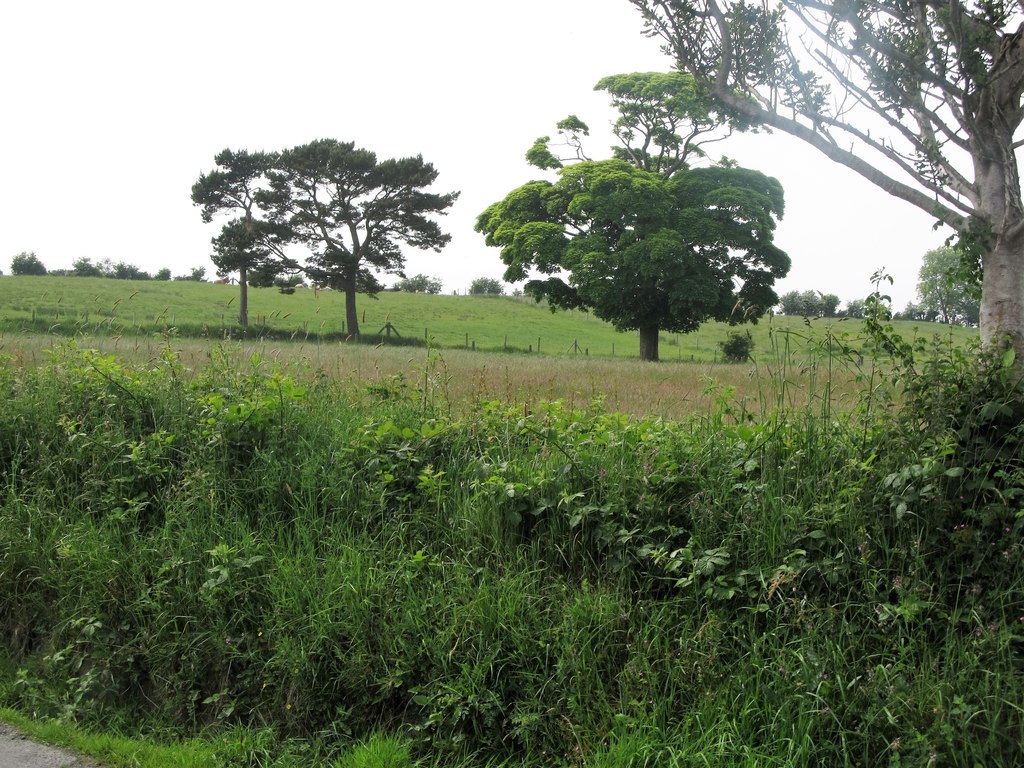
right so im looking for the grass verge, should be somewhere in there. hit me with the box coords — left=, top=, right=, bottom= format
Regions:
left=0, top=333, right=1020, bottom=766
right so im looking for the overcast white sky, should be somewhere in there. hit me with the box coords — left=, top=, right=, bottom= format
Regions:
left=1, top=0, right=949, bottom=309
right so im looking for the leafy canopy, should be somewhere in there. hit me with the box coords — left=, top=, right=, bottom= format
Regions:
left=192, top=151, right=295, bottom=275
left=10, top=251, right=47, bottom=276
left=477, top=71, right=788, bottom=360
left=469, top=277, right=505, bottom=296
left=193, top=140, right=458, bottom=336
left=915, top=245, right=981, bottom=326
left=478, top=159, right=787, bottom=337
left=259, top=139, right=459, bottom=335
left=394, top=274, right=444, bottom=294
left=192, top=149, right=291, bottom=327
left=527, top=72, right=743, bottom=176
left=777, top=290, right=842, bottom=318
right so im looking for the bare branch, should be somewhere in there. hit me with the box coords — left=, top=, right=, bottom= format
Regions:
left=807, top=47, right=977, bottom=202
left=657, top=0, right=970, bottom=229
left=785, top=0, right=965, bottom=103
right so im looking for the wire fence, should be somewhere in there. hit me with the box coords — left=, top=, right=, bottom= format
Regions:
left=6, top=310, right=718, bottom=362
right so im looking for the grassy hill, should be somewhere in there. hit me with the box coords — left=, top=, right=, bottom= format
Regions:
left=0, top=275, right=978, bottom=362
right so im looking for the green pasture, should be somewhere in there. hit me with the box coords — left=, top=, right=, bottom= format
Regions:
left=0, top=275, right=978, bottom=362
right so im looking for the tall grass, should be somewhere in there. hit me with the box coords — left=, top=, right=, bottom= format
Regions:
left=0, top=331, right=873, bottom=421
left=0, top=334, right=1020, bottom=767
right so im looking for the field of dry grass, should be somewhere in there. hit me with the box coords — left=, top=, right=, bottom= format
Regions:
left=0, top=331, right=876, bottom=421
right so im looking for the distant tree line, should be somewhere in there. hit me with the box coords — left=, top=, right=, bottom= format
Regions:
left=7, top=251, right=512, bottom=306
left=469, top=277, right=504, bottom=296
left=776, top=290, right=843, bottom=318
left=775, top=290, right=866, bottom=318
left=896, top=246, right=980, bottom=326
left=389, top=275, right=511, bottom=296
left=392, top=274, right=443, bottom=294
left=775, top=247, right=980, bottom=328
left=6, top=252, right=207, bottom=282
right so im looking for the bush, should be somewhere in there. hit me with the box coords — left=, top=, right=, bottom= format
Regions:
left=246, top=265, right=305, bottom=291
left=10, top=251, right=46, bottom=276
left=469, top=277, right=504, bottom=295
left=1, top=342, right=1021, bottom=766
left=842, top=298, right=866, bottom=318
left=111, top=262, right=151, bottom=281
left=778, top=289, right=840, bottom=317
left=174, top=267, right=207, bottom=282
left=395, top=274, right=443, bottom=294
left=71, top=257, right=104, bottom=278
left=875, top=341, right=1024, bottom=586
left=275, top=274, right=305, bottom=294
left=719, top=330, right=754, bottom=362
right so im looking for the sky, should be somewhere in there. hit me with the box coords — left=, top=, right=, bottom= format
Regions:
left=0, top=0, right=950, bottom=310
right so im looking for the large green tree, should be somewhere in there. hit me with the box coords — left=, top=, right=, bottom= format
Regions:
left=916, top=245, right=981, bottom=326
left=192, top=149, right=288, bottom=328
left=526, top=72, right=735, bottom=174
left=260, top=139, right=459, bottom=337
left=478, top=160, right=787, bottom=360
left=631, top=0, right=1024, bottom=356
left=477, top=72, right=788, bottom=361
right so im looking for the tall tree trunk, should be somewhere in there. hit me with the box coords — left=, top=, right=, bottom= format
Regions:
left=973, top=110, right=1024, bottom=355
left=344, top=273, right=360, bottom=338
left=639, top=325, right=660, bottom=361
left=238, top=266, right=249, bottom=328
left=980, top=231, right=1024, bottom=353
